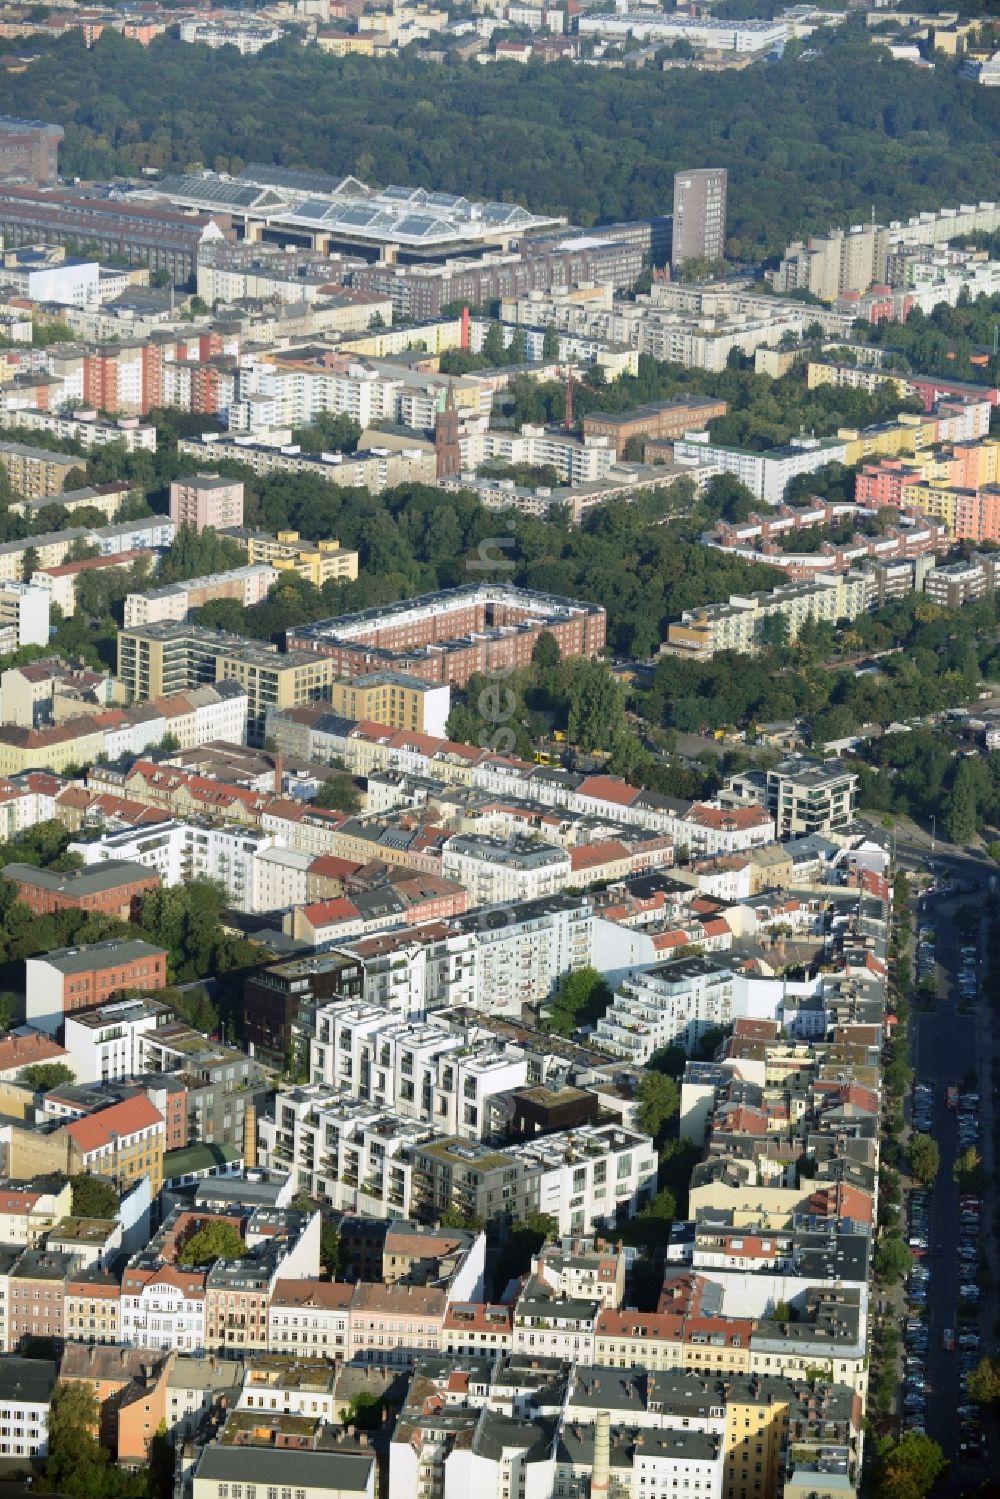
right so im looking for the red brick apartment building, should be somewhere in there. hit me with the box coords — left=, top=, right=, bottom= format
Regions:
left=288, top=584, right=607, bottom=688
left=2, top=857, right=160, bottom=919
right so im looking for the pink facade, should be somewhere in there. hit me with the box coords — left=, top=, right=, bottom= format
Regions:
left=168, top=476, right=244, bottom=533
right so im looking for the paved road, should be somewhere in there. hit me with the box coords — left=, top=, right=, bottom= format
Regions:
left=909, top=859, right=995, bottom=1492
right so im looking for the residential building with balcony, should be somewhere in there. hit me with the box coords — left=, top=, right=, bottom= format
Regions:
left=596, top=957, right=735, bottom=1062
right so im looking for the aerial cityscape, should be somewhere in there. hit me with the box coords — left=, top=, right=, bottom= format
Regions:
left=0, top=6, right=990, bottom=1499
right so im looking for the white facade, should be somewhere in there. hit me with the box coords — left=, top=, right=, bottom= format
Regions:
left=0, top=581, right=49, bottom=648
left=673, top=433, right=848, bottom=507
left=442, top=836, right=571, bottom=908
left=310, top=1003, right=528, bottom=1140
left=257, top=1085, right=430, bottom=1220
left=597, top=957, right=735, bottom=1061
left=63, top=997, right=168, bottom=1085
left=253, top=846, right=313, bottom=912
left=120, top=1273, right=207, bottom=1353
left=0, top=1364, right=55, bottom=1457
left=70, top=820, right=275, bottom=911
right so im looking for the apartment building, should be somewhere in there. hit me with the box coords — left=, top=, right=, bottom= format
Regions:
left=63, top=1269, right=121, bottom=1345
left=441, top=835, right=571, bottom=905
left=309, top=1003, right=528, bottom=1140
left=7, top=1250, right=74, bottom=1350
left=0, top=439, right=78, bottom=499
left=117, top=622, right=339, bottom=744
left=923, top=553, right=1000, bottom=608
left=774, top=224, right=889, bottom=302
left=267, top=1280, right=353, bottom=1359
left=323, top=671, right=450, bottom=738
left=243, top=951, right=366, bottom=1069
left=179, top=434, right=437, bottom=491
left=764, top=759, right=858, bottom=840
left=0, top=582, right=48, bottom=650
left=411, top=1123, right=658, bottom=1235
left=672, top=168, right=728, bottom=267
left=168, top=476, right=245, bottom=533
left=63, top=996, right=175, bottom=1086
left=0, top=1179, right=72, bottom=1246
left=0, top=1357, right=56, bottom=1454
left=25, top=937, right=168, bottom=1033
left=256, top=1086, right=430, bottom=1221
left=222, top=528, right=359, bottom=587
left=123, top=564, right=277, bottom=629
left=673, top=432, right=849, bottom=507
left=64, top=1093, right=166, bottom=1195
left=597, top=956, right=735, bottom=1061
left=286, top=584, right=607, bottom=690
left=667, top=571, right=874, bottom=659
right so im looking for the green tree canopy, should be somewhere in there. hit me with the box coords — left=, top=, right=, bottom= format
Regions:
left=70, top=1173, right=120, bottom=1219
left=177, top=1220, right=247, bottom=1267
left=907, top=1132, right=940, bottom=1186
left=20, top=1061, right=75, bottom=1092
left=543, top=966, right=611, bottom=1036
left=313, top=775, right=363, bottom=813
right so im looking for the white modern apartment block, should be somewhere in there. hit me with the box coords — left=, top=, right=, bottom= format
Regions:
left=456, top=893, right=594, bottom=1019
left=596, top=955, right=735, bottom=1061
left=310, top=1003, right=528, bottom=1140
left=442, top=836, right=571, bottom=907
left=70, top=820, right=277, bottom=911
left=63, top=996, right=173, bottom=1086
left=257, top=1085, right=431, bottom=1220
left=0, top=581, right=49, bottom=648
left=512, top=1123, right=658, bottom=1235
left=673, top=432, right=848, bottom=506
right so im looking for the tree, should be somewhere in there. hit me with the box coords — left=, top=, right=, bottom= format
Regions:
left=342, top=1392, right=384, bottom=1429
left=177, top=1220, right=247, bottom=1266
left=438, top=1204, right=484, bottom=1231
left=20, top=1061, right=75, bottom=1091
left=945, top=757, right=980, bottom=844
left=0, top=990, right=17, bottom=1031
left=70, top=1173, right=120, bottom=1219
left=907, top=1132, right=940, bottom=1185
left=45, top=1382, right=108, bottom=1497
left=543, top=966, right=611, bottom=1036
left=873, top=1432, right=947, bottom=1499
left=636, top=1070, right=681, bottom=1145
left=21, top=545, right=39, bottom=580
left=532, top=629, right=561, bottom=669
left=646, top=1044, right=688, bottom=1079
left=566, top=658, right=625, bottom=753
left=320, top=1216, right=341, bottom=1278
left=758, top=612, right=791, bottom=649
left=493, top=1211, right=557, bottom=1291
left=313, top=775, right=362, bottom=814
left=542, top=323, right=560, bottom=359
left=874, top=1233, right=912, bottom=1285
left=966, top=1356, right=1000, bottom=1405
left=771, top=1300, right=794, bottom=1323
left=954, top=1145, right=990, bottom=1193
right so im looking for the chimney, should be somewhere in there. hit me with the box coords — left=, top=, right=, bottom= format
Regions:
left=461, top=306, right=470, bottom=351
left=591, top=1410, right=611, bottom=1499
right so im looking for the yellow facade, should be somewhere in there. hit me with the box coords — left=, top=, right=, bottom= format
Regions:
left=0, top=725, right=105, bottom=776
left=244, top=531, right=359, bottom=587
left=838, top=412, right=937, bottom=467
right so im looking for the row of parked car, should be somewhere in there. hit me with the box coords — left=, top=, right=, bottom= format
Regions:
left=916, top=925, right=936, bottom=987
left=958, top=943, right=979, bottom=1006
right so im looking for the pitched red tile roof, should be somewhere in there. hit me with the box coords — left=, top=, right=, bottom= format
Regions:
left=65, top=1094, right=164, bottom=1154
left=576, top=775, right=640, bottom=807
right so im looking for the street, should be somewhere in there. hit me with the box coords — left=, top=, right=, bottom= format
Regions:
left=904, top=840, right=997, bottom=1495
